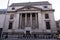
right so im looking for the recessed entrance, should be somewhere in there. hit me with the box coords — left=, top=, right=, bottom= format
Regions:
left=26, top=31, right=30, bottom=35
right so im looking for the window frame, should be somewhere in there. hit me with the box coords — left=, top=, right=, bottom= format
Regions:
left=8, top=21, right=13, bottom=29
left=45, top=21, right=51, bottom=29
left=45, top=13, right=49, bottom=19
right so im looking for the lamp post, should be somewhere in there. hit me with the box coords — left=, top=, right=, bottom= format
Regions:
left=1, top=0, right=10, bottom=39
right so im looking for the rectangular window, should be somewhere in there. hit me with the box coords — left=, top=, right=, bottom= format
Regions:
left=27, top=13, right=30, bottom=17
left=45, top=14, right=49, bottom=19
left=10, top=14, right=14, bottom=19
left=8, top=22, right=13, bottom=29
left=22, top=13, right=25, bottom=17
left=45, top=21, right=51, bottom=29
left=32, top=13, right=35, bottom=17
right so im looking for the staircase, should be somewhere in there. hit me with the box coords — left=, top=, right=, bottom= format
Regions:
left=2, top=34, right=60, bottom=40
left=3, top=38, right=58, bottom=40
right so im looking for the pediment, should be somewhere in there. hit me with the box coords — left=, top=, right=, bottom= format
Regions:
left=16, top=6, right=42, bottom=11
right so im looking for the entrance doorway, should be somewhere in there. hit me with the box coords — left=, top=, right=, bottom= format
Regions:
left=26, top=31, right=30, bottom=35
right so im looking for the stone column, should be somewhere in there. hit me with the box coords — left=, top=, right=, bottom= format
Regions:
left=16, top=13, right=19, bottom=29
left=38, top=12, right=42, bottom=32
left=18, top=14, right=20, bottom=29
left=35, top=13, right=38, bottom=28
left=30, top=13, right=32, bottom=27
left=20, top=13, right=22, bottom=29
left=25, top=13, right=27, bottom=27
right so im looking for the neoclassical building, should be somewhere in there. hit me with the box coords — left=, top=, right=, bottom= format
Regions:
left=1, top=1, right=58, bottom=40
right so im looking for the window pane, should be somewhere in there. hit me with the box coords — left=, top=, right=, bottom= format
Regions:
left=45, top=14, right=49, bottom=19
left=27, top=13, right=30, bottom=17
left=22, top=13, right=25, bottom=17
left=8, top=22, right=13, bottom=29
left=32, top=13, right=35, bottom=17
left=46, top=21, right=51, bottom=29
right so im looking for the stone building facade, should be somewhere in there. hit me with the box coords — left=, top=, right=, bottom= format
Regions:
left=0, top=1, right=58, bottom=40
left=0, top=9, right=6, bottom=38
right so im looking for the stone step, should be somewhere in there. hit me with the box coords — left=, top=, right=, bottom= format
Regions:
left=3, top=39, right=58, bottom=40
left=3, top=38, right=58, bottom=40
